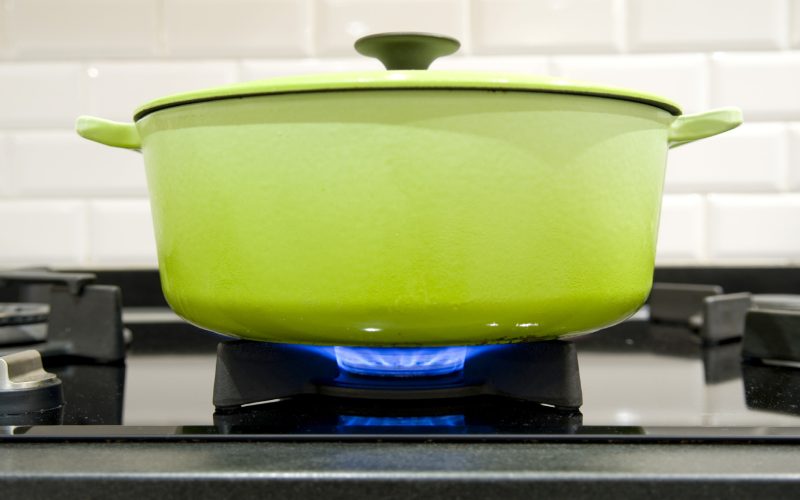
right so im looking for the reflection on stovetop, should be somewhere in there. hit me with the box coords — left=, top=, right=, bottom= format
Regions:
left=575, top=322, right=799, bottom=427
left=742, top=361, right=800, bottom=416
left=214, top=395, right=582, bottom=435
left=55, top=363, right=125, bottom=425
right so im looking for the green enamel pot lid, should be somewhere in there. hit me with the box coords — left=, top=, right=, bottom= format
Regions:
left=133, top=32, right=682, bottom=120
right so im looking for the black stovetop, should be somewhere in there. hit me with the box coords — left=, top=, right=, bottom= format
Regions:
left=13, top=317, right=796, bottom=441
left=1, top=268, right=799, bottom=442
left=3, top=268, right=800, bottom=499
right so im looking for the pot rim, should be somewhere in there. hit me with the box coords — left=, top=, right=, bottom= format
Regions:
left=133, top=72, right=683, bottom=121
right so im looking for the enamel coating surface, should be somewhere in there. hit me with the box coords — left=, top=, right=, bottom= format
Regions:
left=136, top=90, right=673, bottom=346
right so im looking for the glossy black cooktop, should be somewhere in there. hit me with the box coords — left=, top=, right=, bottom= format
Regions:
left=2, top=309, right=799, bottom=442
left=1, top=267, right=799, bottom=442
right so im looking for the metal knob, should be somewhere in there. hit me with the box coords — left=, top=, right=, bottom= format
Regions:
left=0, top=350, right=59, bottom=391
left=0, top=350, right=63, bottom=416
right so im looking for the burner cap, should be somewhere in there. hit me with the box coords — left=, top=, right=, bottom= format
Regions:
left=0, top=303, right=49, bottom=327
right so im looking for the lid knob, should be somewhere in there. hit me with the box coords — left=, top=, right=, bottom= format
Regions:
left=355, top=32, right=460, bottom=70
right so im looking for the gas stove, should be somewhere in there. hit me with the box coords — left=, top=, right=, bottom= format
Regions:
left=1, top=268, right=800, bottom=497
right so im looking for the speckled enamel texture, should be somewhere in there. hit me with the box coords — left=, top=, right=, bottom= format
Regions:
left=127, top=90, right=674, bottom=346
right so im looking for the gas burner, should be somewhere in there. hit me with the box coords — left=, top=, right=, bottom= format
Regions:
left=334, top=346, right=468, bottom=377
left=0, top=303, right=48, bottom=347
left=0, top=303, right=49, bottom=327
left=213, top=340, right=582, bottom=411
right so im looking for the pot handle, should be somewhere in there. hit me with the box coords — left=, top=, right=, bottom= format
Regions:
left=75, top=116, right=141, bottom=150
left=668, top=107, right=742, bottom=148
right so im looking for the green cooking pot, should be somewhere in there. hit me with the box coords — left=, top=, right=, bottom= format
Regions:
left=76, top=33, right=741, bottom=346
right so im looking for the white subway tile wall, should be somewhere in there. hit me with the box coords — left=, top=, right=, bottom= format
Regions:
left=708, top=194, right=800, bottom=260
left=7, top=132, right=147, bottom=197
left=0, top=134, right=10, bottom=196
left=0, top=63, right=85, bottom=128
left=0, top=200, right=87, bottom=265
left=87, top=200, right=157, bottom=266
left=86, top=61, right=239, bottom=121
left=471, top=0, right=620, bottom=54
left=791, top=124, right=800, bottom=189
left=5, top=0, right=160, bottom=58
left=551, top=54, right=707, bottom=113
left=627, top=0, right=788, bottom=52
left=656, top=195, right=706, bottom=262
left=665, top=123, right=788, bottom=193
left=793, top=0, right=800, bottom=48
left=0, top=1, right=12, bottom=58
left=710, top=53, right=800, bottom=120
left=240, top=57, right=381, bottom=80
left=163, top=0, right=312, bottom=57
left=0, top=0, right=798, bottom=267
left=317, top=0, right=465, bottom=55
left=429, top=55, right=549, bottom=73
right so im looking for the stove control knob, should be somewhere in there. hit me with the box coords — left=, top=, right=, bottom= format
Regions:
left=0, top=350, right=64, bottom=416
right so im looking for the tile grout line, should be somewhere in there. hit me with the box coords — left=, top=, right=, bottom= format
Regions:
left=700, top=52, right=711, bottom=112
left=779, top=122, right=791, bottom=192
left=698, top=193, right=710, bottom=263
left=80, top=198, right=91, bottom=266
left=781, top=0, right=791, bottom=51
left=615, top=0, right=628, bottom=54
left=790, top=124, right=799, bottom=192
left=155, top=0, right=167, bottom=57
left=0, top=0, right=7, bottom=57
left=461, top=0, right=472, bottom=56
left=307, top=0, right=318, bottom=58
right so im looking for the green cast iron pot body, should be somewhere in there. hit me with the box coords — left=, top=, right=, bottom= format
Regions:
left=131, top=89, right=671, bottom=346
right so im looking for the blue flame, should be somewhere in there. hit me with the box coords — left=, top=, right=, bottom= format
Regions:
left=339, top=414, right=465, bottom=427
left=334, top=346, right=468, bottom=377
left=282, top=343, right=508, bottom=378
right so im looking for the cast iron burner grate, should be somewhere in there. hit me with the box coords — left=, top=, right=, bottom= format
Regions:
left=212, top=339, right=583, bottom=412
